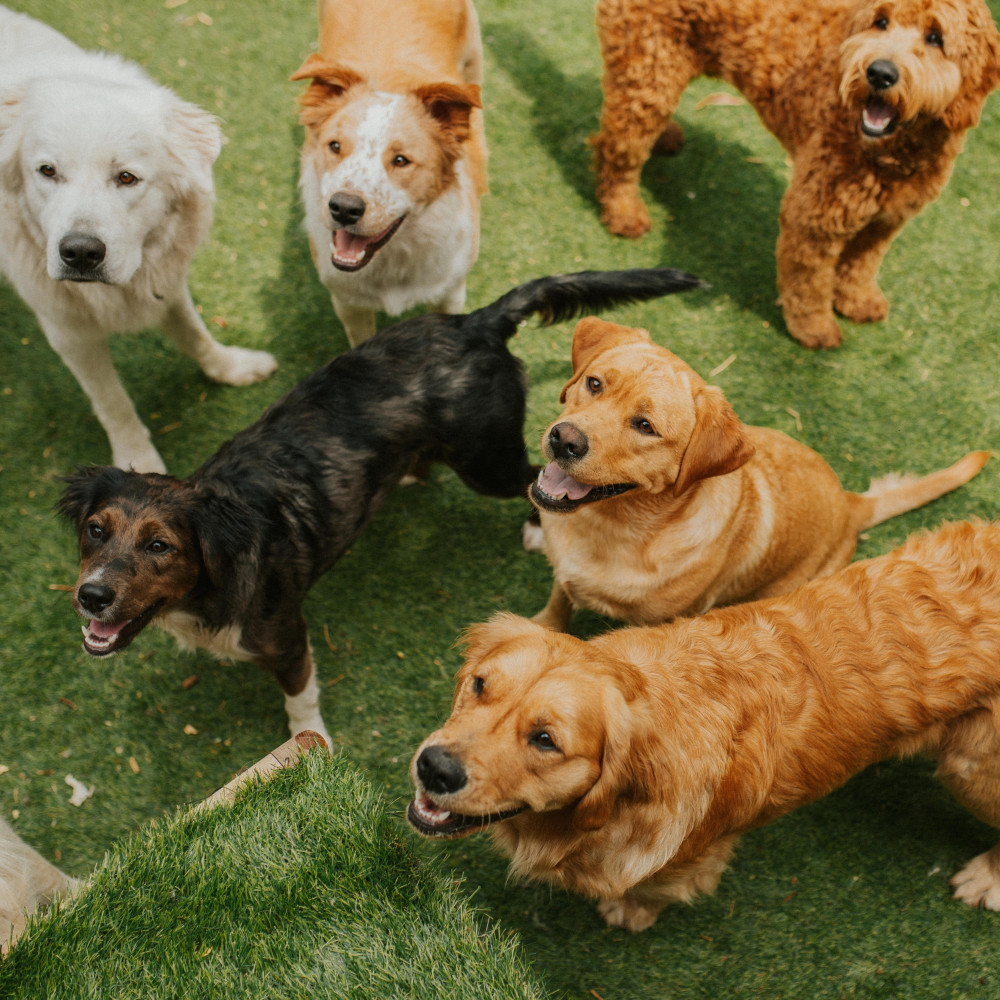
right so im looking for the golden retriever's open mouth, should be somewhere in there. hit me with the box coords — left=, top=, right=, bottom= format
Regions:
left=530, top=461, right=637, bottom=513
left=330, top=216, right=406, bottom=272
left=80, top=601, right=163, bottom=657
left=407, top=794, right=526, bottom=840
left=861, top=96, right=899, bottom=138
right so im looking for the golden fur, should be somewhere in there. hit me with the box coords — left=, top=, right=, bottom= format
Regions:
left=526, top=317, right=988, bottom=631
left=409, top=520, right=1000, bottom=931
left=591, top=0, right=1000, bottom=347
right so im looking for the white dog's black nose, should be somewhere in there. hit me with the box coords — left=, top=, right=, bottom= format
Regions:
left=77, top=582, right=115, bottom=615
left=417, top=745, right=467, bottom=795
left=866, top=59, right=899, bottom=91
left=59, top=233, right=106, bottom=273
left=548, top=422, right=589, bottom=461
left=328, top=192, right=366, bottom=226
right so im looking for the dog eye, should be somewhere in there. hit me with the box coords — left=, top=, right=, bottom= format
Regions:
left=873, top=15, right=888, bottom=29
left=391, top=154, right=411, bottom=167
left=585, top=376, right=602, bottom=394
left=86, top=523, right=104, bottom=540
left=147, top=539, right=170, bottom=554
left=632, top=417, right=656, bottom=435
left=925, top=29, right=943, bottom=48
left=472, top=676, right=485, bottom=696
left=530, top=730, right=559, bottom=751
left=117, top=171, right=139, bottom=187
left=38, top=164, right=57, bottom=178
left=328, top=140, right=341, bottom=154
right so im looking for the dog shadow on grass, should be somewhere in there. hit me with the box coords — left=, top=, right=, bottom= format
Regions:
left=483, top=23, right=789, bottom=329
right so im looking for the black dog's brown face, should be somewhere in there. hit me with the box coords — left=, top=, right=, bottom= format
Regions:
left=59, top=468, right=208, bottom=657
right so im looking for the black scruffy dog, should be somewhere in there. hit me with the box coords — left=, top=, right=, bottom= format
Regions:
left=59, top=268, right=704, bottom=743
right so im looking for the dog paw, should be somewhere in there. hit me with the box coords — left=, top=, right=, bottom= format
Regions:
left=783, top=312, right=843, bottom=350
left=112, top=437, right=167, bottom=474
left=834, top=287, right=890, bottom=324
left=951, top=850, right=1000, bottom=910
left=599, top=191, right=652, bottom=239
left=597, top=896, right=662, bottom=932
left=202, top=345, right=278, bottom=386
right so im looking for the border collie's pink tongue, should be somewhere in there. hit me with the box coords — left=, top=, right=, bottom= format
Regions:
left=332, top=229, right=374, bottom=267
left=538, top=462, right=593, bottom=501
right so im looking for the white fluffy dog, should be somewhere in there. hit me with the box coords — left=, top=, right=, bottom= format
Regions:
left=0, top=6, right=277, bottom=473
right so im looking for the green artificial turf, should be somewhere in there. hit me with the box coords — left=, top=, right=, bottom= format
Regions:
left=1, top=0, right=999, bottom=996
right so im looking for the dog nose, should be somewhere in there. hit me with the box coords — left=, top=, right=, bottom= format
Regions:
left=59, top=233, right=107, bottom=272
left=328, top=192, right=366, bottom=226
left=866, top=59, right=899, bottom=91
left=548, top=422, right=589, bottom=461
left=416, top=745, right=468, bottom=795
left=77, top=582, right=115, bottom=615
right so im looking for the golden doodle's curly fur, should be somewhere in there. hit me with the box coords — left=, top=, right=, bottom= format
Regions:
left=591, top=0, right=1000, bottom=348
left=410, top=520, right=1000, bottom=931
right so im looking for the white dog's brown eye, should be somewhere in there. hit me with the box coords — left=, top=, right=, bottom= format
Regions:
left=925, top=30, right=943, bottom=48
left=117, top=171, right=139, bottom=187
left=586, top=376, right=602, bottom=394
left=328, top=140, right=341, bottom=154
left=39, top=164, right=56, bottom=178
left=392, top=154, right=411, bottom=167
left=632, top=417, right=655, bottom=435
left=472, top=676, right=485, bottom=696
left=531, top=730, right=558, bottom=751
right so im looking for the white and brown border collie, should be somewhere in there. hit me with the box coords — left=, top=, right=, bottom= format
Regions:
left=292, top=0, right=488, bottom=347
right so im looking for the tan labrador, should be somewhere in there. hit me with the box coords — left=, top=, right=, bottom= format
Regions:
left=525, top=317, right=988, bottom=630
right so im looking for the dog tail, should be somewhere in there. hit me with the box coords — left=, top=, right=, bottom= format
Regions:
left=468, top=268, right=707, bottom=339
left=851, top=450, right=991, bottom=529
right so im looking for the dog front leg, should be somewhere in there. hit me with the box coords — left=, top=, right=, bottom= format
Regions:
left=833, top=217, right=903, bottom=324
left=330, top=295, right=376, bottom=348
left=532, top=581, right=574, bottom=632
left=38, top=318, right=166, bottom=473
left=161, top=287, right=277, bottom=386
left=262, top=632, right=332, bottom=749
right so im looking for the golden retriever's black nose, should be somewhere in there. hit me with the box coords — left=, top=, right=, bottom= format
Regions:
left=866, top=59, right=898, bottom=91
left=417, top=745, right=467, bottom=795
left=328, top=192, right=366, bottom=226
left=78, top=582, right=115, bottom=615
left=59, top=233, right=106, bottom=272
left=548, top=422, right=589, bottom=461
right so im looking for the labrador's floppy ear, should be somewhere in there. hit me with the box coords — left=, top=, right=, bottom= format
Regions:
left=560, top=319, right=652, bottom=403
left=672, top=385, right=755, bottom=497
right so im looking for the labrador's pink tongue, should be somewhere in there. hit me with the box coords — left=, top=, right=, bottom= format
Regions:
left=538, top=462, right=593, bottom=501
left=333, top=229, right=372, bottom=265
left=87, top=619, right=123, bottom=639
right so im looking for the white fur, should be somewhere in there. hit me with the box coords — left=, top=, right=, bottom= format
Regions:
left=0, top=6, right=277, bottom=473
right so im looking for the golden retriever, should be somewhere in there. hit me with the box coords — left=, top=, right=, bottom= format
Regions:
left=524, top=317, right=989, bottom=631
left=409, top=519, right=1000, bottom=931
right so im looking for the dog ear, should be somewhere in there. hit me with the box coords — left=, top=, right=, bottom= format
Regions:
left=192, top=491, right=258, bottom=591
left=0, top=91, right=25, bottom=193
left=572, top=683, right=633, bottom=832
left=942, top=26, right=1000, bottom=132
left=164, top=97, right=222, bottom=199
left=57, top=466, right=132, bottom=529
left=458, top=612, right=547, bottom=665
left=672, top=386, right=755, bottom=497
left=291, top=57, right=365, bottom=127
left=560, top=319, right=652, bottom=402
left=412, top=82, right=482, bottom=144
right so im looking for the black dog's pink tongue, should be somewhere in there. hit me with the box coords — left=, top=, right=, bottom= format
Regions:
left=538, top=462, right=593, bottom=501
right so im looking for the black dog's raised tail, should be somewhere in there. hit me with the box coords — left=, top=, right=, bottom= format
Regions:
left=470, top=268, right=708, bottom=338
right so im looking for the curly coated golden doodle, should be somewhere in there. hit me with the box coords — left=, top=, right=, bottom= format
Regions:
left=409, top=520, right=1000, bottom=931
left=591, top=0, right=1000, bottom=347
left=522, top=317, right=988, bottom=632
